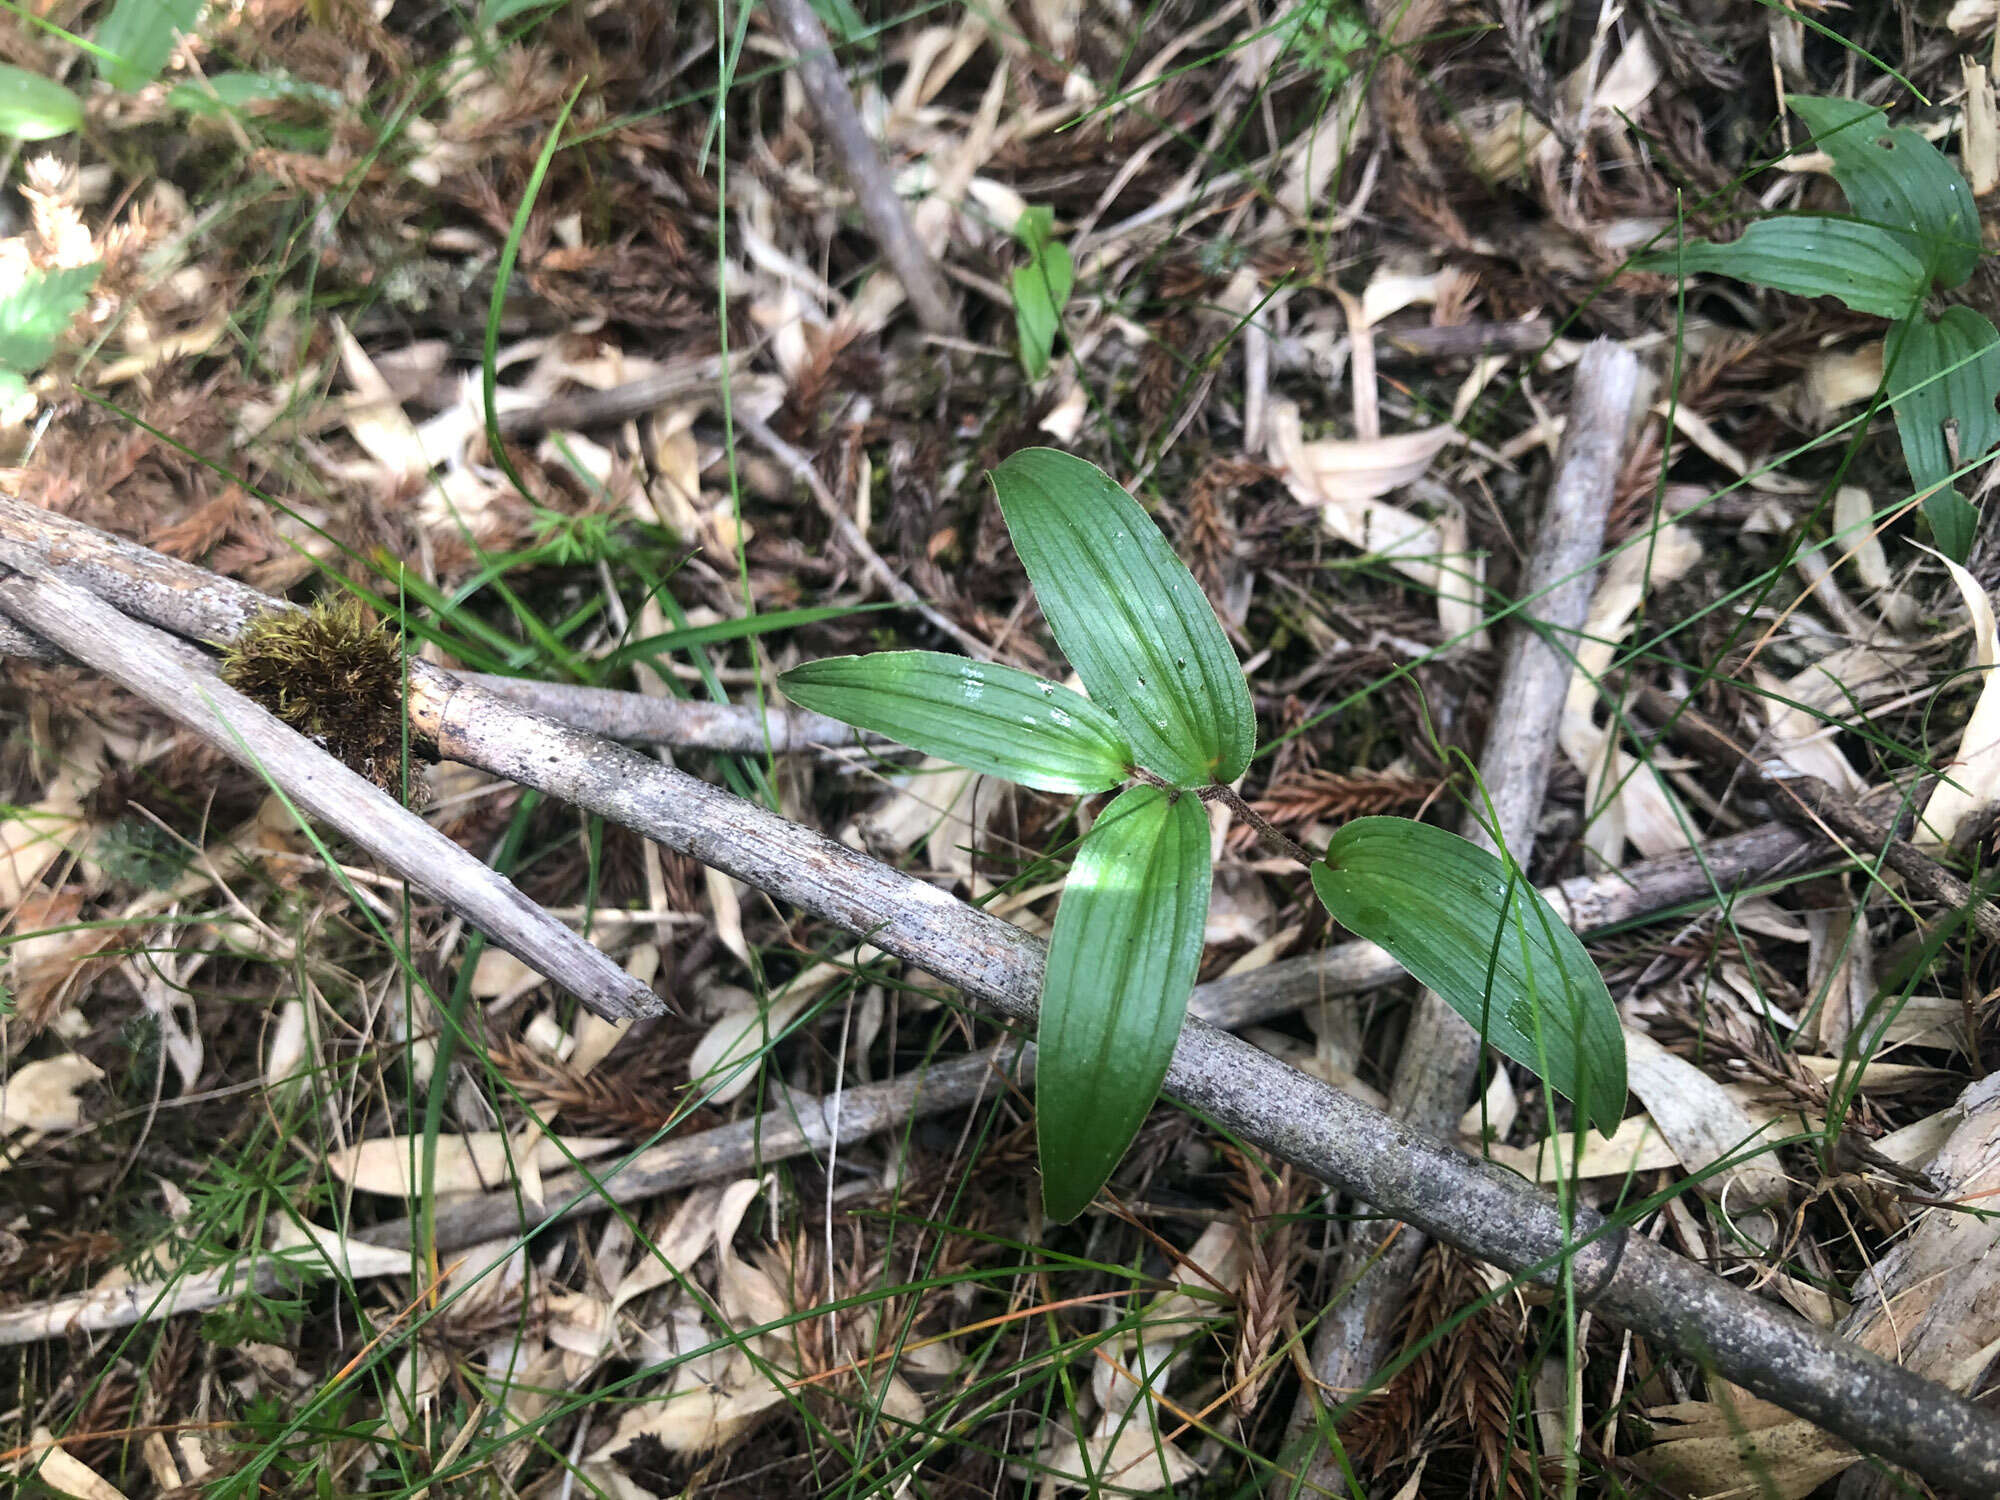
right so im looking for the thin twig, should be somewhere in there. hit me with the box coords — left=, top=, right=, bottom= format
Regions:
left=0, top=565, right=662, bottom=1023
left=465, top=674, right=870, bottom=752
left=491, top=354, right=746, bottom=438
left=764, top=0, right=957, bottom=337
left=1631, top=684, right=2000, bottom=944
left=737, top=410, right=991, bottom=659
left=1283, top=339, right=1639, bottom=1487
left=7, top=504, right=2000, bottom=1492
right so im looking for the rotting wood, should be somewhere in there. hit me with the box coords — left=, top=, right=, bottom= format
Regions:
left=5, top=503, right=2000, bottom=1490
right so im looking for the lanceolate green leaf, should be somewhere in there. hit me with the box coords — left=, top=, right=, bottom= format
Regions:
left=1636, top=218, right=1928, bottom=321
left=779, top=652, right=1134, bottom=793
left=1037, top=785, right=1210, bottom=1221
left=0, top=262, right=100, bottom=374
left=1310, top=818, right=1627, bottom=1134
left=0, top=64, right=85, bottom=141
left=1012, top=206, right=1074, bottom=380
left=989, top=449, right=1255, bottom=789
left=1886, top=306, right=2000, bottom=563
left=1787, top=95, right=1980, bottom=291
left=96, top=0, right=206, bottom=91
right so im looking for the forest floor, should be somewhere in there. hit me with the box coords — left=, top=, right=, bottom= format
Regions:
left=4, top=0, right=2000, bottom=1497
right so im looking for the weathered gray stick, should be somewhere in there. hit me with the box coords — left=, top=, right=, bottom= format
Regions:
left=1283, top=338, right=1638, bottom=1489
left=466, top=675, right=867, bottom=753
left=764, top=0, right=957, bottom=337
left=0, top=814, right=1832, bottom=1332
left=7, top=504, right=2000, bottom=1493
left=0, top=566, right=661, bottom=1023
left=352, top=816, right=1830, bottom=1254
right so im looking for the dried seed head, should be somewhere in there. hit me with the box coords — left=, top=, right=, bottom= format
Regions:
left=221, top=596, right=426, bottom=805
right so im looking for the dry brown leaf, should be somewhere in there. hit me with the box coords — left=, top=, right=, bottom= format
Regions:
left=14, top=1429, right=130, bottom=1500
left=325, top=1133, right=627, bottom=1195
left=1560, top=526, right=1701, bottom=865
left=1623, top=1030, right=1791, bottom=1208
left=0, top=1053, right=102, bottom=1133
left=1919, top=553, right=2000, bottom=846
left=1268, top=398, right=1453, bottom=509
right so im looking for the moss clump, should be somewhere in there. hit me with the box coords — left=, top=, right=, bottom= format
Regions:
left=221, top=596, right=424, bottom=804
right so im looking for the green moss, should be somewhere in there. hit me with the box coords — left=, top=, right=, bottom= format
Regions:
left=221, top=596, right=424, bottom=804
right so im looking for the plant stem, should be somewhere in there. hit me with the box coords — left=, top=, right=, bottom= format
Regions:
left=1203, top=783, right=1318, bottom=866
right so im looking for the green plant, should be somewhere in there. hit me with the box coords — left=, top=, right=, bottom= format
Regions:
left=1010, top=206, right=1073, bottom=380
left=0, top=63, right=85, bottom=141
left=0, top=261, right=100, bottom=408
left=1637, top=95, right=1997, bottom=560
left=781, top=448, right=1626, bottom=1221
left=95, top=0, right=205, bottom=91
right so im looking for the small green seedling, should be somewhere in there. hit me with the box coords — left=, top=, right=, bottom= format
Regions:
left=0, top=261, right=101, bottom=410
left=1010, top=207, right=1074, bottom=380
left=1637, top=95, right=1998, bottom=560
left=782, top=449, right=1626, bottom=1221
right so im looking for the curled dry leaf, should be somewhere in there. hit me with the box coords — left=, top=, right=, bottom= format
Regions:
left=263, top=999, right=310, bottom=1093
left=583, top=1179, right=791, bottom=1464
left=1464, top=30, right=1660, bottom=179
left=1559, top=526, right=1700, bottom=866
left=1761, top=643, right=1917, bottom=797
left=1642, top=1072, right=2000, bottom=1496
left=1268, top=398, right=1453, bottom=513
left=1266, top=399, right=1476, bottom=636
left=324, top=1132, right=628, bottom=1196
left=844, top=755, right=1010, bottom=895
left=1831, top=485, right=1895, bottom=597
left=1032, top=1424, right=1201, bottom=1494
left=0, top=1053, right=102, bottom=1133
left=1920, top=553, right=2000, bottom=847
left=1622, top=1030, right=1792, bottom=1209
left=13, top=1429, right=130, bottom=1500
left=1020, top=1222, right=1238, bottom=1491
left=712, top=1175, right=790, bottom=1332
left=0, top=724, right=106, bottom=908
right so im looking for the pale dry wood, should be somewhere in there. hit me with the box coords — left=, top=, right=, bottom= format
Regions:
left=492, top=353, right=743, bottom=437
left=5, top=503, right=2000, bottom=1491
left=764, top=0, right=957, bottom=337
left=466, top=675, right=868, bottom=752
left=1283, top=340, right=1640, bottom=1485
left=0, top=566, right=661, bottom=1023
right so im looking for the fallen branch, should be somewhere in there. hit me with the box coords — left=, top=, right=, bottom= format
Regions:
left=466, top=674, right=867, bottom=752
left=5, top=501, right=2000, bottom=1491
left=0, top=565, right=662, bottom=1023
left=1632, top=683, right=2000, bottom=944
left=0, top=816, right=1835, bottom=1342
left=764, top=0, right=957, bottom=338
left=1284, top=340, right=1638, bottom=1482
